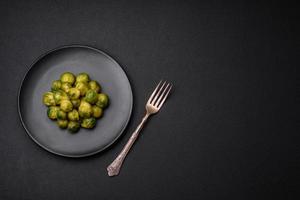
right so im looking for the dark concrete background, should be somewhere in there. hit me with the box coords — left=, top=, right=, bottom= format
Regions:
left=0, top=0, right=297, bottom=199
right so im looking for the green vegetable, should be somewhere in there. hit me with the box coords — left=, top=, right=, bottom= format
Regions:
left=75, top=82, right=89, bottom=96
left=84, top=90, right=98, bottom=104
left=43, top=92, right=56, bottom=106
left=60, top=72, right=75, bottom=84
left=68, top=121, right=80, bottom=133
left=78, top=100, right=92, bottom=118
left=51, top=80, right=62, bottom=91
left=68, top=109, right=79, bottom=121
left=96, top=93, right=109, bottom=108
left=89, top=81, right=101, bottom=93
left=47, top=106, right=60, bottom=120
left=61, top=82, right=72, bottom=93
left=68, top=88, right=81, bottom=100
left=76, top=73, right=90, bottom=83
left=81, top=118, right=96, bottom=129
left=54, top=90, right=69, bottom=105
left=92, top=106, right=103, bottom=118
left=43, top=72, right=110, bottom=133
left=57, top=110, right=67, bottom=120
left=57, top=120, right=68, bottom=129
left=60, top=99, right=73, bottom=112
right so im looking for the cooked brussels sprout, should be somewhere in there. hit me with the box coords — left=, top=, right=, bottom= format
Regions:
left=68, top=121, right=80, bottom=133
left=54, top=90, right=69, bottom=105
left=85, top=90, right=98, bottom=104
left=68, top=109, right=79, bottom=121
left=57, top=110, right=67, bottom=120
left=43, top=72, right=110, bottom=133
left=68, top=88, right=80, bottom=100
left=60, top=72, right=75, bottom=84
left=75, top=81, right=89, bottom=96
left=57, top=119, right=68, bottom=129
left=60, top=99, right=73, bottom=112
left=61, top=82, right=72, bottom=93
left=78, top=100, right=92, bottom=118
left=51, top=80, right=62, bottom=91
left=71, top=99, right=81, bottom=108
left=92, top=106, right=103, bottom=118
left=43, top=92, right=56, bottom=106
left=89, top=81, right=101, bottom=93
left=76, top=73, right=90, bottom=83
left=81, top=117, right=96, bottom=129
left=47, top=106, right=60, bottom=120
left=96, top=93, right=109, bottom=108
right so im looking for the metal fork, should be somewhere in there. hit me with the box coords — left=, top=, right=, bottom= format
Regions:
left=107, top=81, right=172, bottom=176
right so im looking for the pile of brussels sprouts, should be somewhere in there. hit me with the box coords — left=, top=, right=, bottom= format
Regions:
left=42, top=72, right=109, bottom=133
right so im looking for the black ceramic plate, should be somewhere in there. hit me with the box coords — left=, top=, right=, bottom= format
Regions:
left=18, top=45, right=133, bottom=157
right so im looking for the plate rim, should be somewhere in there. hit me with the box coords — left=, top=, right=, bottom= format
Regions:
left=18, top=44, right=133, bottom=158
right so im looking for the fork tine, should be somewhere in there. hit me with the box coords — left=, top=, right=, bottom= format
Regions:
left=155, top=83, right=170, bottom=107
left=158, top=84, right=172, bottom=109
left=151, top=81, right=166, bottom=104
left=147, top=80, right=162, bottom=104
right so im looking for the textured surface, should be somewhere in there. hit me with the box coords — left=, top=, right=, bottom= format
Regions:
left=19, top=46, right=133, bottom=157
left=0, top=0, right=297, bottom=200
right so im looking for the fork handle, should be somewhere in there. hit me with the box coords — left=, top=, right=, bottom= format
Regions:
left=107, top=113, right=150, bottom=176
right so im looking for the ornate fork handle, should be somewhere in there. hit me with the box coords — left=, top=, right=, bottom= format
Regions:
left=107, top=113, right=150, bottom=176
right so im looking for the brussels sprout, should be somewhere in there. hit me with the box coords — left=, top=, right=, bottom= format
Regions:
left=71, top=99, right=81, bottom=108
left=84, top=90, right=98, bottom=104
left=54, top=90, right=69, bottom=105
left=78, top=100, right=92, bottom=118
left=61, top=82, right=72, bottom=93
left=60, top=99, right=73, bottom=112
left=75, top=82, right=89, bottom=96
left=57, top=119, right=68, bottom=129
left=68, top=121, right=80, bottom=133
left=81, top=117, right=96, bottom=129
left=51, top=80, right=62, bottom=91
left=68, top=88, right=80, bottom=100
left=88, top=81, right=101, bottom=93
left=43, top=92, right=56, bottom=106
left=57, top=110, right=67, bottom=120
left=43, top=72, right=110, bottom=133
left=92, top=106, right=103, bottom=118
left=76, top=73, right=90, bottom=83
left=47, top=106, right=60, bottom=120
left=68, top=109, right=79, bottom=121
left=96, top=93, right=109, bottom=108
left=60, top=72, right=75, bottom=84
